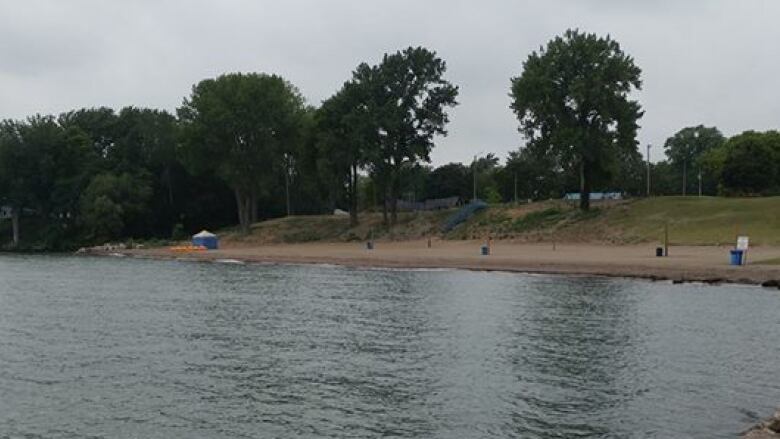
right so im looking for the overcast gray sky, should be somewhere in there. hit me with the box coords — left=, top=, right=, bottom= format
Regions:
left=1, top=0, right=779, bottom=165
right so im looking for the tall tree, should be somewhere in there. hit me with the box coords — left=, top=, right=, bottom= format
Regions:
left=471, top=153, right=500, bottom=201
left=426, top=162, right=471, bottom=200
left=0, top=116, right=91, bottom=247
left=510, top=29, right=643, bottom=210
left=79, top=172, right=153, bottom=242
left=178, top=73, right=306, bottom=234
left=663, top=125, right=725, bottom=196
left=717, top=131, right=780, bottom=195
left=314, top=81, right=375, bottom=226
left=500, top=148, right=563, bottom=202
left=112, top=107, right=180, bottom=235
left=358, top=47, right=459, bottom=225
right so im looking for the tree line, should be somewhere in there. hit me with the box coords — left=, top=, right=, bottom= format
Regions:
left=1, top=30, right=777, bottom=250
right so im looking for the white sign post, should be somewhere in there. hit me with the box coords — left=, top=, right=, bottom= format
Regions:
left=736, top=236, right=749, bottom=265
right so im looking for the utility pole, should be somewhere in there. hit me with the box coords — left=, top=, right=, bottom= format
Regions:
left=646, top=144, right=651, bottom=197
left=285, top=171, right=291, bottom=216
left=698, top=169, right=702, bottom=197
left=513, top=171, right=518, bottom=205
left=682, top=158, right=687, bottom=196
left=472, top=154, right=477, bottom=201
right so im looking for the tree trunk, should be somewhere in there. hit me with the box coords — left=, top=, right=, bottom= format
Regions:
left=250, top=188, right=258, bottom=224
left=579, top=160, right=591, bottom=211
left=234, top=188, right=251, bottom=235
left=234, top=188, right=244, bottom=233
left=381, top=183, right=389, bottom=227
left=11, top=207, right=19, bottom=248
left=389, top=166, right=399, bottom=225
left=349, top=163, right=358, bottom=228
left=164, top=166, right=174, bottom=206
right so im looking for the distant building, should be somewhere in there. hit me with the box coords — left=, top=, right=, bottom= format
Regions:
left=563, top=192, right=623, bottom=201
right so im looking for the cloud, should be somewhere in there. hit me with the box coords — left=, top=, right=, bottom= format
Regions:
left=0, top=0, right=778, bottom=165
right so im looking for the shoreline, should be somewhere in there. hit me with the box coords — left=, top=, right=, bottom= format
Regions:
left=99, top=240, right=780, bottom=287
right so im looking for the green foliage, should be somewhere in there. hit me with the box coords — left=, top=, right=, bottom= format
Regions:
left=718, top=131, right=780, bottom=195
left=5, top=47, right=780, bottom=252
left=171, top=223, right=186, bottom=241
left=314, top=80, right=377, bottom=226
left=499, top=147, right=563, bottom=201
left=80, top=195, right=123, bottom=243
left=178, top=72, right=307, bottom=234
left=664, top=125, right=725, bottom=167
left=510, top=29, right=643, bottom=210
left=426, top=163, right=471, bottom=200
left=354, top=47, right=459, bottom=224
left=484, top=186, right=502, bottom=204
left=663, top=125, right=725, bottom=195
left=79, top=173, right=153, bottom=243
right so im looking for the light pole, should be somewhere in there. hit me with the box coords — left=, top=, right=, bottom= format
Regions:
left=472, top=151, right=483, bottom=202
left=472, top=154, right=477, bottom=201
left=646, top=144, right=651, bottom=197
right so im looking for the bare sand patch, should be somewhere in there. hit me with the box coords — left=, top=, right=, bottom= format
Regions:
left=124, top=239, right=780, bottom=285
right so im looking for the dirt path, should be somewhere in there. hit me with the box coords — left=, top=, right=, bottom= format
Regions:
left=122, top=239, right=780, bottom=285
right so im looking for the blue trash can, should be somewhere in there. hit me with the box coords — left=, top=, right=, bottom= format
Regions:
left=729, top=249, right=743, bottom=266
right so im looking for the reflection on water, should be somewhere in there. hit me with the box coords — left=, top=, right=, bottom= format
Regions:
left=0, top=255, right=778, bottom=438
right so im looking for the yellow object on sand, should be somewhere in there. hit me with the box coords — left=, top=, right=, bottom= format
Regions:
left=169, top=245, right=207, bottom=253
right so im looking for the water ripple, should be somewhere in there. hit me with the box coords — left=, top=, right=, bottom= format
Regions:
left=0, top=255, right=778, bottom=438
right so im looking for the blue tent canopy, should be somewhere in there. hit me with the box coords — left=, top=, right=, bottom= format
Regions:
left=192, top=230, right=218, bottom=249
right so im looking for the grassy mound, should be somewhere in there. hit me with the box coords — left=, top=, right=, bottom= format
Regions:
left=218, top=196, right=780, bottom=246
left=219, top=209, right=454, bottom=246
left=455, top=196, right=780, bottom=245
left=589, top=196, right=780, bottom=246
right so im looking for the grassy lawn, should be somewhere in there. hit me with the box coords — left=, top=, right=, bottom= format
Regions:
left=596, top=196, right=780, bottom=245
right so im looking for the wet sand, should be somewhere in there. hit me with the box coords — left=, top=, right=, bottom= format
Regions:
left=122, top=240, right=780, bottom=285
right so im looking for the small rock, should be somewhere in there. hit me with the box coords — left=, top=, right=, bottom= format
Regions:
left=761, top=279, right=780, bottom=288
left=767, top=417, right=780, bottom=433
left=672, top=279, right=684, bottom=284
left=704, top=278, right=724, bottom=285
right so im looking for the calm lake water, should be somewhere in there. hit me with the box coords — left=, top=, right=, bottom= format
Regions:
left=0, top=255, right=778, bottom=438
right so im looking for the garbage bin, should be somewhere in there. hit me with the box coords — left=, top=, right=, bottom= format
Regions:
left=655, top=247, right=664, bottom=257
left=481, top=245, right=490, bottom=256
left=729, top=249, right=743, bottom=266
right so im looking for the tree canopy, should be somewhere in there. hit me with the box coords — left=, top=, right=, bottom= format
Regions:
left=178, top=72, right=307, bottom=234
left=4, top=44, right=780, bottom=251
left=314, top=80, right=376, bottom=226
left=663, top=125, right=725, bottom=195
left=357, top=47, right=459, bottom=224
left=510, top=29, right=643, bottom=210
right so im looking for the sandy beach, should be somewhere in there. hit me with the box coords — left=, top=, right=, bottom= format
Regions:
left=122, top=239, right=780, bottom=285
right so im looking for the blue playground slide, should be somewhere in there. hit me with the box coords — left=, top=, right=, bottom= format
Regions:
left=441, top=200, right=488, bottom=233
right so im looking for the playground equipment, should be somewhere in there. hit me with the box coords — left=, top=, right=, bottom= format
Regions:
left=441, top=200, right=488, bottom=233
